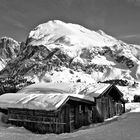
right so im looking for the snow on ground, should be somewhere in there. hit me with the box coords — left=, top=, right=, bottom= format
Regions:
left=125, top=102, right=140, bottom=112
left=30, top=67, right=96, bottom=85
left=0, top=103, right=139, bottom=140
left=91, top=55, right=115, bottom=65
left=0, top=108, right=140, bottom=140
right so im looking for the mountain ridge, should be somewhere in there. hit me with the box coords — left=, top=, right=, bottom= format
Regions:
left=0, top=20, right=140, bottom=87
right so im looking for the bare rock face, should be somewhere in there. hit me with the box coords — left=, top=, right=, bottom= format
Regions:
left=0, top=37, right=20, bottom=71
left=1, top=20, right=140, bottom=85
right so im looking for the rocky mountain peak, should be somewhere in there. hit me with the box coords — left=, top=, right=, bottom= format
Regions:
left=0, top=36, right=20, bottom=58
left=1, top=20, right=140, bottom=86
left=0, top=37, right=20, bottom=71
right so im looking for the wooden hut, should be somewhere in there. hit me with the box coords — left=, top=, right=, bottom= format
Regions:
left=0, top=83, right=95, bottom=134
left=85, top=84, right=125, bottom=120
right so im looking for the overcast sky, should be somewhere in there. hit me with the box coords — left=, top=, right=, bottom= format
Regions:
left=0, top=0, right=140, bottom=44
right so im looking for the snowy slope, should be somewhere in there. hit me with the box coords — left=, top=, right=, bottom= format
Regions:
left=25, top=20, right=140, bottom=83
left=1, top=20, right=140, bottom=88
left=27, top=20, right=118, bottom=47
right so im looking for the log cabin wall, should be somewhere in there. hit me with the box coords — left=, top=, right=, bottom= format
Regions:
left=7, top=100, right=95, bottom=134
left=96, top=95, right=124, bottom=120
left=63, top=100, right=94, bottom=132
left=94, top=85, right=125, bottom=121
left=7, top=108, right=65, bottom=134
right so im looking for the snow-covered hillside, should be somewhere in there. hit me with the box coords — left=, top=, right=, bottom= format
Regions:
left=25, top=20, right=140, bottom=83
left=1, top=20, right=140, bottom=88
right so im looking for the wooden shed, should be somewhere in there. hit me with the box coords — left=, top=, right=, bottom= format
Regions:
left=0, top=88, right=95, bottom=134
left=0, top=83, right=126, bottom=133
left=85, top=84, right=125, bottom=120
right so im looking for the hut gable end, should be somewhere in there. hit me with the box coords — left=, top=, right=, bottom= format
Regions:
left=98, top=85, right=123, bottom=102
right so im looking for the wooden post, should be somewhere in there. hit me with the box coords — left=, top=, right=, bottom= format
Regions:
left=64, top=105, right=70, bottom=132
left=75, top=105, right=79, bottom=129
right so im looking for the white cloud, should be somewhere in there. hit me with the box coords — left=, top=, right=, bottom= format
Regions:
left=119, top=34, right=140, bottom=39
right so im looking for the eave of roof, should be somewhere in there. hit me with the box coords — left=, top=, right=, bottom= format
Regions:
left=0, top=93, right=94, bottom=111
left=86, top=84, right=124, bottom=98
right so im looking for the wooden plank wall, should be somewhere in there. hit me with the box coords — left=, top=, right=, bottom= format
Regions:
left=7, top=102, right=96, bottom=134
left=96, top=95, right=124, bottom=121
left=64, top=104, right=70, bottom=132
left=64, top=103, right=94, bottom=132
left=69, top=105, right=75, bottom=131
left=8, top=108, right=67, bottom=134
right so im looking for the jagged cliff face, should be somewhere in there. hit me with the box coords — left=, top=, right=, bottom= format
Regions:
left=0, top=37, right=20, bottom=71
left=1, top=20, right=140, bottom=84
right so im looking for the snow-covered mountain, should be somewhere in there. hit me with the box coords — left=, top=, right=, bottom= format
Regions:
left=1, top=20, right=140, bottom=86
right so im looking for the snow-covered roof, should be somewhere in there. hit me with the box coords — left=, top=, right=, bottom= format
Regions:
left=85, top=83, right=111, bottom=97
left=84, top=83, right=124, bottom=98
left=0, top=93, right=94, bottom=111
left=18, top=82, right=87, bottom=94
